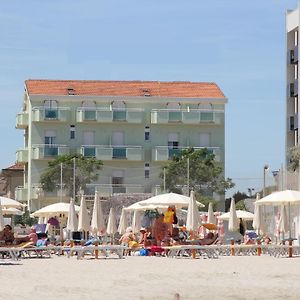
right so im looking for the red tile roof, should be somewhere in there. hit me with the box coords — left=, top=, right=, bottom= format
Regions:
left=2, top=163, right=24, bottom=171
left=25, top=80, right=226, bottom=99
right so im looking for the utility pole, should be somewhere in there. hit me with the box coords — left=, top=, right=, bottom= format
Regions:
left=163, top=167, right=166, bottom=193
left=187, top=157, right=190, bottom=196
left=73, top=157, right=76, bottom=202
left=60, top=162, right=63, bottom=202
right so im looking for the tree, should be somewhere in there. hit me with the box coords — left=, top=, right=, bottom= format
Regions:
left=40, top=154, right=103, bottom=199
left=161, top=148, right=234, bottom=197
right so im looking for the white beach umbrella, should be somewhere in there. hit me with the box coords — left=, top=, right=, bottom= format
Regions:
left=132, top=210, right=142, bottom=233
left=186, top=191, right=201, bottom=232
left=228, top=198, right=239, bottom=232
left=218, top=210, right=254, bottom=221
left=31, top=202, right=80, bottom=218
left=124, top=202, right=168, bottom=212
left=138, top=192, right=204, bottom=209
left=91, top=191, right=106, bottom=235
left=117, top=208, right=128, bottom=234
left=256, top=190, right=300, bottom=238
left=67, top=198, right=78, bottom=232
left=78, top=195, right=90, bottom=232
left=207, top=202, right=216, bottom=224
left=2, top=207, right=24, bottom=216
left=0, top=199, right=5, bottom=231
left=106, top=207, right=117, bottom=235
left=0, top=196, right=23, bottom=209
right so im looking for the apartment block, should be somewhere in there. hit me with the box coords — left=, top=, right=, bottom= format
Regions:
left=15, top=80, right=227, bottom=211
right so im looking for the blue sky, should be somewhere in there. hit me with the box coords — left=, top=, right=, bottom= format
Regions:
left=0, top=0, right=297, bottom=197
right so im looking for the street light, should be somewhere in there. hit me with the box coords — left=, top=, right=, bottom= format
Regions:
left=263, top=164, right=269, bottom=197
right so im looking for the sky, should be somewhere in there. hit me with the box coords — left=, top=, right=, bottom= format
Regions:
left=0, top=0, right=298, bottom=198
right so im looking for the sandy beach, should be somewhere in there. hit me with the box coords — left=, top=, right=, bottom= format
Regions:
left=1, top=255, right=300, bottom=300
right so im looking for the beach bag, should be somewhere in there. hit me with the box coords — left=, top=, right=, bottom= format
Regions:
left=139, top=248, right=148, bottom=256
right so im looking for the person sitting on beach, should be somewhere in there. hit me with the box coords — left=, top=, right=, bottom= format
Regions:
left=119, top=227, right=136, bottom=246
left=198, top=232, right=218, bottom=245
left=0, top=224, right=14, bottom=245
left=15, top=226, right=38, bottom=245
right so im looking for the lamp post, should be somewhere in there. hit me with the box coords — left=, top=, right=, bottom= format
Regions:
left=263, top=164, right=269, bottom=197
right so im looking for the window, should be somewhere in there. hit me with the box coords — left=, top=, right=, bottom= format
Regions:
left=112, top=170, right=125, bottom=193
left=145, top=163, right=150, bottom=179
left=44, top=100, right=58, bottom=119
left=167, top=103, right=181, bottom=122
left=199, top=133, right=211, bottom=147
left=44, top=130, right=57, bottom=156
left=82, top=101, right=96, bottom=120
left=83, top=131, right=95, bottom=157
left=168, top=133, right=179, bottom=158
left=145, top=126, right=150, bottom=141
left=70, top=125, right=75, bottom=139
left=112, top=101, right=126, bottom=121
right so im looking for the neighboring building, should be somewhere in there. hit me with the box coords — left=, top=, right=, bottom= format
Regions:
left=15, top=79, right=227, bottom=211
left=0, top=164, right=24, bottom=197
left=286, top=7, right=300, bottom=189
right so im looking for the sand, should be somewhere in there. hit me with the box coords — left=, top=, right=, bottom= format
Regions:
left=1, top=255, right=300, bottom=300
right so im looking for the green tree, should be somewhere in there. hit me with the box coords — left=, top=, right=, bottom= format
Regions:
left=288, top=146, right=300, bottom=171
left=161, top=148, right=234, bottom=196
left=40, top=154, right=103, bottom=199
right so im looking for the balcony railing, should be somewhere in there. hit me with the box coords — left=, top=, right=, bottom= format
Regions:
left=80, top=145, right=143, bottom=161
left=32, top=144, right=69, bottom=159
left=32, top=107, right=71, bottom=122
left=85, top=184, right=144, bottom=196
left=76, top=108, right=144, bottom=123
left=16, top=112, right=29, bottom=129
left=152, top=146, right=221, bottom=161
left=151, top=109, right=224, bottom=124
left=16, top=148, right=28, bottom=163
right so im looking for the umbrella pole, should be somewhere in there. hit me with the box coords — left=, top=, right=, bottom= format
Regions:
left=190, top=230, right=196, bottom=259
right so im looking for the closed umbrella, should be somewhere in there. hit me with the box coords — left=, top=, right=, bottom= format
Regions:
left=207, top=202, right=216, bottom=224
left=0, top=199, right=4, bottom=231
left=228, top=198, right=239, bottom=232
left=67, top=198, right=78, bottom=232
left=118, top=208, right=128, bottom=234
left=91, top=191, right=106, bottom=236
left=186, top=191, right=201, bottom=232
left=78, top=195, right=90, bottom=233
left=107, top=208, right=117, bottom=244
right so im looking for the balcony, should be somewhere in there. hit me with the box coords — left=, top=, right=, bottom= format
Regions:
left=289, top=47, right=298, bottom=64
left=32, top=144, right=69, bottom=160
left=152, top=146, right=221, bottom=161
left=16, top=148, right=28, bottom=163
left=32, top=107, right=70, bottom=122
left=151, top=109, right=223, bottom=125
left=289, top=81, right=298, bottom=97
left=76, top=108, right=144, bottom=123
left=16, top=112, right=29, bottom=129
left=80, top=145, right=143, bottom=161
left=85, top=184, right=144, bottom=196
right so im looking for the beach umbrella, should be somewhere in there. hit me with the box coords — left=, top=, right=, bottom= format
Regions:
left=124, top=202, right=168, bottom=212
left=256, top=190, right=300, bottom=238
left=78, top=195, right=90, bottom=232
left=207, top=202, right=216, bottom=224
left=106, top=207, right=117, bottom=235
left=0, top=196, right=23, bottom=209
left=186, top=191, right=201, bottom=232
left=2, top=207, right=24, bottom=216
left=118, top=208, right=128, bottom=234
left=228, top=198, right=239, bottom=232
left=137, top=192, right=204, bottom=209
left=132, top=210, right=142, bottom=233
left=218, top=210, right=254, bottom=221
left=31, top=202, right=80, bottom=218
left=67, top=198, right=78, bottom=232
left=0, top=199, right=4, bottom=231
left=91, top=191, right=106, bottom=236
